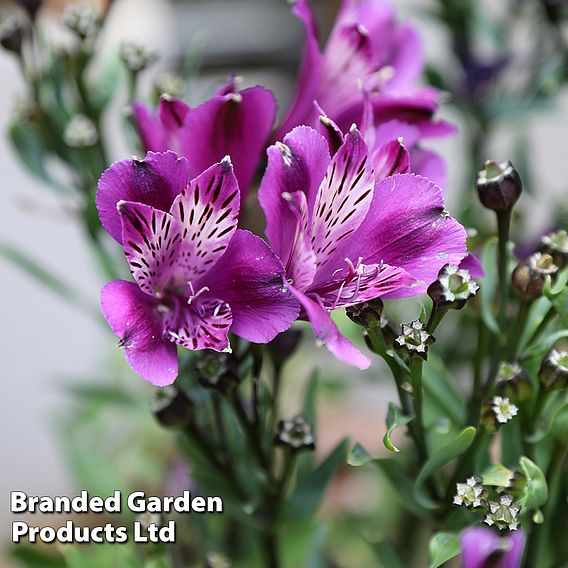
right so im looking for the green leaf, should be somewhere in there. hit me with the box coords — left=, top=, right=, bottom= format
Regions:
left=414, top=427, right=476, bottom=509
left=423, top=353, right=465, bottom=425
left=518, top=456, right=548, bottom=511
left=479, top=237, right=500, bottom=334
left=348, top=443, right=426, bottom=515
left=0, top=241, right=99, bottom=319
left=9, top=120, right=66, bottom=192
left=285, top=439, right=347, bottom=522
left=10, top=546, right=65, bottom=568
left=383, top=403, right=411, bottom=452
left=429, top=532, right=461, bottom=568
left=481, top=463, right=513, bottom=487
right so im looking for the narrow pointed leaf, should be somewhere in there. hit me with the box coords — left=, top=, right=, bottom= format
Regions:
left=429, top=532, right=460, bottom=568
left=383, top=403, right=411, bottom=453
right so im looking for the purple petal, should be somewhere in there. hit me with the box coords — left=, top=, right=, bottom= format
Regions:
left=311, top=127, right=374, bottom=271
left=131, top=101, right=168, bottom=152
left=384, top=24, right=424, bottom=92
left=165, top=297, right=232, bottom=353
left=373, top=119, right=421, bottom=148
left=460, top=253, right=485, bottom=278
left=311, top=261, right=414, bottom=309
left=411, top=147, right=447, bottom=190
left=460, top=527, right=525, bottom=568
left=101, top=280, right=178, bottom=386
left=96, top=151, right=189, bottom=244
left=158, top=96, right=190, bottom=137
left=259, top=126, right=331, bottom=264
left=199, top=230, right=300, bottom=343
left=118, top=201, right=183, bottom=297
left=289, top=286, right=370, bottom=370
left=171, top=158, right=240, bottom=279
left=372, top=138, right=410, bottom=180
left=275, top=0, right=323, bottom=140
left=316, top=173, right=467, bottom=297
left=178, top=85, right=276, bottom=200
left=314, top=102, right=344, bottom=155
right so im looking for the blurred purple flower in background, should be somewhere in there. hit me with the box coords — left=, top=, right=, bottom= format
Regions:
left=259, top=124, right=467, bottom=368
left=132, top=77, right=276, bottom=202
left=98, top=152, right=298, bottom=385
left=460, top=526, right=525, bottom=568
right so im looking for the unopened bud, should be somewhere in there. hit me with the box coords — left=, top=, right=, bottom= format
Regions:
left=266, top=329, right=302, bottom=370
left=274, top=415, right=315, bottom=452
left=539, top=229, right=568, bottom=269
left=539, top=349, right=568, bottom=390
left=511, top=252, right=558, bottom=300
left=427, top=264, right=479, bottom=309
left=120, top=41, right=158, bottom=73
left=63, top=114, right=98, bottom=147
left=62, top=2, right=99, bottom=39
left=394, top=320, right=435, bottom=360
left=15, top=0, right=42, bottom=21
left=476, top=160, right=522, bottom=212
left=194, top=351, right=239, bottom=394
left=152, top=386, right=192, bottom=427
left=496, top=361, right=532, bottom=401
left=346, top=298, right=384, bottom=328
left=0, top=11, right=26, bottom=54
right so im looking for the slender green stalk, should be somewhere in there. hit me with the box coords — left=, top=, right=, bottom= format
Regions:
left=495, top=210, right=512, bottom=326
left=409, top=355, right=428, bottom=465
left=526, top=306, right=557, bottom=347
left=504, top=301, right=530, bottom=360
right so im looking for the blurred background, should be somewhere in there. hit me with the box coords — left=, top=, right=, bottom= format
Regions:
left=1, top=0, right=567, bottom=564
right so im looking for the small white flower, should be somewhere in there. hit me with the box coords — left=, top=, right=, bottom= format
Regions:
left=453, top=476, right=485, bottom=508
left=62, top=2, right=98, bottom=38
left=484, top=494, right=521, bottom=531
left=492, top=396, right=518, bottom=424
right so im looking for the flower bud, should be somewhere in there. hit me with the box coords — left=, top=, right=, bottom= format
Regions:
left=152, top=386, right=193, bottom=427
left=476, top=160, right=522, bottom=212
left=511, top=252, right=558, bottom=300
left=539, top=229, right=568, bottom=269
left=15, top=0, right=42, bottom=21
left=62, top=2, right=99, bottom=40
left=538, top=349, right=568, bottom=391
left=63, top=114, right=98, bottom=147
left=453, top=476, right=487, bottom=509
left=266, top=329, right=302, bottom=370
left=346, top=298, right=384, bottom=328
left=394, top=320, right=435, bottom=360
left=484, top=494, right=521, bottom=531
left=195, top=351, right=239, bottom=394
left=496, top=361, right=532, bottom=402
left=0, top=11, right=26, bottom=54
left=427, top=264, right=479, bottom=310
left=481, top=396, right=518, bottom=432
left=120, top=41, right=158, bottom=73
left=274, top=415, right=315, bottom=452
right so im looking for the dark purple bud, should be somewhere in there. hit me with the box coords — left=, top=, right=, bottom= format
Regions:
left=346, top=298, right=384, bottom=328
left=512, top=252, right=558, bottom=300
left=539, top=349, right=568, bottom=391
left=539, top=229, right=568, bottom=269
left=496, top=361, right=532, bottom=402
left=14, top=0, right=42, bottom=21
left=476, top=160, right=522, bottom=212
left=195, top=351, right=239, bottom=394
left=266, top=329, right=303, bottom=370
left=152, top=386, right=193, bottom=427
left=274, top=415, right=315, bottom=452
left=0, top=11, right=26, bottom=54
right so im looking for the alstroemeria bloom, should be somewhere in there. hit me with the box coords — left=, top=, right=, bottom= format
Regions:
left=259, top=125, right=467, bottom=368
left=460, top=527, right=525, bottom=568
left=97, top=153, right=299, bottom=385
left=132, top=77, right=276, bottom=201
left=277, top=0, right=453, bottom=137
left=277, top=0, right=455, bottom=189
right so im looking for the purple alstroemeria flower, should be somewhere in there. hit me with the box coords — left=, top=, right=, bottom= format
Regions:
left=259, top=124, right=467, bottom=369
left=132, top=76, right=276, bottom=202
left=460, top=527, right=525, bottom=568
left=276, top=0, right=455, bottom=147
left=98, top=153, right=299, bottom=386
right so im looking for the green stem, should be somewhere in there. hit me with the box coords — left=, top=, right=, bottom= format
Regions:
left=426, top=304, right=449, bottom=334
left=409, top=356, right=428, bottom=464
left=496, top=210, right=512, bottom=326
left=526, top=306, right=557, bottom=347
left=504, top=301, right=531, bottom=360
left=469, top=319, right=489, bottom=423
